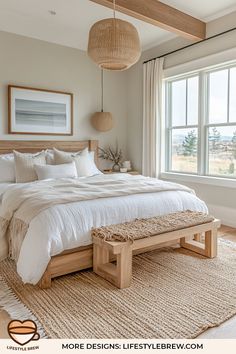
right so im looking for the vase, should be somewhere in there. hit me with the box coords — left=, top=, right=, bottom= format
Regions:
left=112, top=163, right=120, bottom=172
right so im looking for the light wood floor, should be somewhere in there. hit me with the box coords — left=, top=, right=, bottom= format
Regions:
left=0, top=226, right=235, bottom=339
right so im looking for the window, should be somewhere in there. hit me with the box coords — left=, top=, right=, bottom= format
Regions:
left=165, top=63, right=236, bottom=179
left=167, top=76, right=199, bottom=173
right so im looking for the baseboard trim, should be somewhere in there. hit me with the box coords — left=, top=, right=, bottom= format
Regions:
left=208, top=204, right=236, bottom=228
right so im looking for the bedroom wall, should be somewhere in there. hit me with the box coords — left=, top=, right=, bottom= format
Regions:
left=127, top=11, right=236, bottom=227
left=0, top=31, right=128, bottom=167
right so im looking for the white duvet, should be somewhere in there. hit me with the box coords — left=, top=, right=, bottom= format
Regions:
left=1, top=174, right=207, bottom=284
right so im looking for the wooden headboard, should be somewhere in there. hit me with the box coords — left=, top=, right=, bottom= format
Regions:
left=0, top=140, right=99, bottom=165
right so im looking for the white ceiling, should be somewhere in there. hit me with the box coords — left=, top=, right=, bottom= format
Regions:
left=161, top=0, right=236, bottom=21
left=0, top=0, right=235, bottom=51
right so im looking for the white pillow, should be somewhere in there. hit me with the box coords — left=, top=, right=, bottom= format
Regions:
left=74, top=152, right=101, bottom=177
left=34, top=162, right=78, bottom=180
left=53, top=148, right=102, bottom=177
left=45, top=149, right=55, bottom=165
left=53, top=147, right=91, bottom=162
left=14, top=150, right=46, bottom=183
left=0, top=154, right=15, bottom=182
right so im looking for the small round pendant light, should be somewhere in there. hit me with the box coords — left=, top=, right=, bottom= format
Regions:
left=87, top=0, right=141, bottom=71
left=91, top=69, right=113, bottom=132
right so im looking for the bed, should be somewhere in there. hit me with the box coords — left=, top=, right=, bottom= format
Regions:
left=0, top=140, right=208, bottom=288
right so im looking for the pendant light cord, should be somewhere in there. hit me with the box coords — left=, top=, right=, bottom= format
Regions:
left=101, top=69, right=104, bottom=112
left=113, top=0, right=116, bottom=19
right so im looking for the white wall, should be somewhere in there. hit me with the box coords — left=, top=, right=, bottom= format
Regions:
left=0, top=31, right=128, bottom=165
left=127, top=11, right=236, bottom=226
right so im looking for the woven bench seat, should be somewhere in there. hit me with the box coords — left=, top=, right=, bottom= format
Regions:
left=92, top=210, right=215, bottom=242
left=92, top=211, right=221, bottom=289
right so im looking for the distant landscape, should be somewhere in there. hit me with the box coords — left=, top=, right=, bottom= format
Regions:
left=171, top=127, right=236, bottom=177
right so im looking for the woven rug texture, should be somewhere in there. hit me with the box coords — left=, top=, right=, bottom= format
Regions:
left=0, top=240, right=236, bottom=339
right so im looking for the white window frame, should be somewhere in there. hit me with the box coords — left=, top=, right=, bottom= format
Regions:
left=161, top=61, right=236, bottom=188
left=165, top=73, right=200, bottom=175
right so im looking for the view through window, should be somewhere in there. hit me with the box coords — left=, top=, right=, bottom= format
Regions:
left=165, top=64, right=236, bottom=178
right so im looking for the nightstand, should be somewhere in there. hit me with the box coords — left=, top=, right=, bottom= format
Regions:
left=103, top=170, right=139, bottom=175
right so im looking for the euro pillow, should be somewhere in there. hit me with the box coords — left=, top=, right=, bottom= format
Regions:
left=53, top=148, right=102, bottom=177
left=14, top=150, right=46, bottom=183
left=53, top=147, right=95, bottom=163
left=35, top=162, right=78, bottom=180
left=0, top=154, right=15, bottom=182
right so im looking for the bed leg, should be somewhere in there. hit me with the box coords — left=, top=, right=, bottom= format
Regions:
left=38, top=270, right=51, bottom=289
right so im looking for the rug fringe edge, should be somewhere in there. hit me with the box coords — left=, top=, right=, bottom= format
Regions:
left=0, top=276, right=47, bottom=338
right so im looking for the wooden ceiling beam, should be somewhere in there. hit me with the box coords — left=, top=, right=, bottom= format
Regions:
left=90, top=0, right=206, bottom=40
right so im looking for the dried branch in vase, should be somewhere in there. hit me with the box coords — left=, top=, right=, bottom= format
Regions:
left=98, top=144, right=123, bottom=171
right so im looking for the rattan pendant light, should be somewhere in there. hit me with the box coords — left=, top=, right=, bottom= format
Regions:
left=91, top=69, right=113, bottom=132
left=87, top=0, right=141, bottom=70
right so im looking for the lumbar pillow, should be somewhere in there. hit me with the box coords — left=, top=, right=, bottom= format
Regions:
left=0, top=154, right=15, bottom=182
left=53, top=148, right=101, bottom=177
left=34, top=162, right=78, bottom=180
left=14, top=150, right=46, bottom=183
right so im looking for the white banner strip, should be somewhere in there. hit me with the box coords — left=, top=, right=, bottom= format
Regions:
left=0, top=339, right=236, bottom=354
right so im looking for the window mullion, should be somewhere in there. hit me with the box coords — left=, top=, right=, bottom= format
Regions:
left=166, top=83, right=171, bottom=171
left=199, top=72, right=206, bottom=176
left=186, top=79, right=188, bottom=126
left=227, top=68, right=230, bottom=123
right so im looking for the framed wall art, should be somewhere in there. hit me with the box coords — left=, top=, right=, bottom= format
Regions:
left=8, top=85, right=73, bottom=135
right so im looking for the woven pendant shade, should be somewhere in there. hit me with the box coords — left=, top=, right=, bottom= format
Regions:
left=91, top=112, right=113, bottom=132
left=88, top=18, right=141, bottom=70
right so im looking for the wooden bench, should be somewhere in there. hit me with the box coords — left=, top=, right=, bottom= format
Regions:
left=92, top=214, right=221, bottom=289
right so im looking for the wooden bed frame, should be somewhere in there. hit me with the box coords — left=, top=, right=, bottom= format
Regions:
left=0, top=139, right=99, bottom=289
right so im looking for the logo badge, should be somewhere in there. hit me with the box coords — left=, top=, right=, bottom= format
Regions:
left=7, top=320, right=40, bottom=346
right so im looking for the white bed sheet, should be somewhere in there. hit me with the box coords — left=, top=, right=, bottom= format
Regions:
left=0, top=183, right=14, bottom=201
left=16, top=182, right=208, bottom=284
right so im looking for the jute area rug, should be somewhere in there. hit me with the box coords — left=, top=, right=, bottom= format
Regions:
left=0, top=239, right=236, bottom=339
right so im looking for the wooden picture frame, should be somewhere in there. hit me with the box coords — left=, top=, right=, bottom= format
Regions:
left=8, top=85, right=73, bottom=135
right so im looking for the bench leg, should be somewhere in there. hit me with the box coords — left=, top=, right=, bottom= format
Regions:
left=116, top=246, right=132, bottom=289
left=205, top=229, right=217, bottom=258
left=193, top=233, right=201, bottom=242
left=93, top=243, right=109, bottom=273
left=93, top=242, right=132, bottom=289
left=180, top=228, right=217, bottom=258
